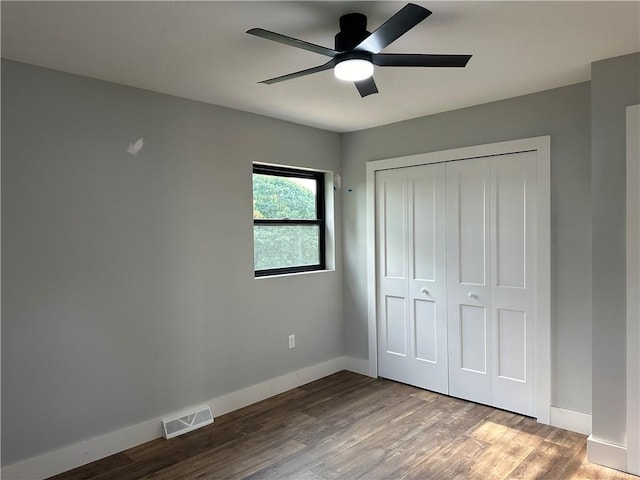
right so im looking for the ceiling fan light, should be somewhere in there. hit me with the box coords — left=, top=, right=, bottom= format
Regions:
left=334, top=59, right=374, bottom=82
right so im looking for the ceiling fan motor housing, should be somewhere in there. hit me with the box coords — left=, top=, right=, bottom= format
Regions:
left=335, top=13, right=370, bottom=52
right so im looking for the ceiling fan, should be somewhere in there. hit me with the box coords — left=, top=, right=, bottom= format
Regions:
left=247, top=3, right=472, bottom=97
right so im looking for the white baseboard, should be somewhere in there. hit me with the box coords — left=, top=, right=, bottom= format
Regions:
left=344, top=356, right=370, bottom=376
left=549, top=406, right=592, bottom=435
left=587, top=435, right=628, bottom=472
left=1, top=356, right=349, bottom=480
left=209, top=356, right=346, bottom=417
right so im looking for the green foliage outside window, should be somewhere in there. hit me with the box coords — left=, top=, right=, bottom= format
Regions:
left=252, top=174, right=316, bottom=220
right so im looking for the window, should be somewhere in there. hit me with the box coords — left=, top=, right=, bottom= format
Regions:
left=253, top=164, right=326, bottom=277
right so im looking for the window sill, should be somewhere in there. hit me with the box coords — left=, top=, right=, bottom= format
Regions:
left=254, top=268, right=335, bottom=280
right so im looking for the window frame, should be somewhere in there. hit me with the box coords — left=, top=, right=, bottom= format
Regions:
left=253, top=163, right=326, bottom=277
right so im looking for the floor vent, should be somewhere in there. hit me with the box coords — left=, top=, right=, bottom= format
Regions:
left=161, top=405, right=214, bottom=439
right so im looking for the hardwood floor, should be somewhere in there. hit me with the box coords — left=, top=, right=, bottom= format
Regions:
left=49, top=371, right=638, bottom=480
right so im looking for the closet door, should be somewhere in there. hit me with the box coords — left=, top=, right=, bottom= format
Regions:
left=376, top=168, right=411, bottom=384
left=489, top=152, right=536, bottom=416
left=376, top=164, right=448, bottom=393
left=408, top=164, right=448, bottom=393
left=446, top=153, right=536, bottom=416
left=446, top=159, right=493, bottom=406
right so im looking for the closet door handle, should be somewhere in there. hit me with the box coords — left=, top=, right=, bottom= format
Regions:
left=421, top=287, right=430, bottom=296
left=468, top=292, right=478, bottom=299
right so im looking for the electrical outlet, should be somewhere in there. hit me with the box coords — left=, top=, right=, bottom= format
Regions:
left=288, top=334, right=295, bottom=349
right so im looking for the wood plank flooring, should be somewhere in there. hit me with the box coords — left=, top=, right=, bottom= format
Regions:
left=49, top=371, right=638, bottom=480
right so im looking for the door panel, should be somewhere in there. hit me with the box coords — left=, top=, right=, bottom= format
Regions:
left=414, top=299, right=437, bottom=363
left=412, top=175, right=437, bottom=282
left=383, top=180, right=407, bottom=279
left=458, top=170, right=488, bottom=285
left=376, top=169, right=411, bottom=383
left=408, top=164, right=448, bottom=393
left=490, top=152, right=536, bottom=416
left=495, top=166, right=526, bottom=288
left=460, top=304, right=488, bottom=373
left=385, top=296, right=408, bottom=355
left=447, top=159, right=492, bottom=404
left=377, top=164, right=448, bottom=393
left=497, top=308, right=526, bottom=382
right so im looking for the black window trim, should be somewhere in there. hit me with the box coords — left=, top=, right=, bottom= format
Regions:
left=253, top=163, right=326, bottom=277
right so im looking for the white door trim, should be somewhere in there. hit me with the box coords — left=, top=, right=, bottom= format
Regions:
left=626, top=104, right=640, bottom=475
left=366, top=136, right=551, bottom=424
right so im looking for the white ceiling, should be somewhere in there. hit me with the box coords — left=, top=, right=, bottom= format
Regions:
left=2, top=1, right=639, bottom=132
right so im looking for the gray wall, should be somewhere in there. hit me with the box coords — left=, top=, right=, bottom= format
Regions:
left=342, top=82, right=592, bottom=415
left=591, top=52, right=640, bottom=446
left=1, top=59, right=343, bottom=465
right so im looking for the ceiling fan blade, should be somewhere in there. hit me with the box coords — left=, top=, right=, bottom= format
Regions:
left=373, top=53, right=472, bottom=68
left=354, top=77, right=378, bottom=97
left=354, top=3, right=431, bottom=54
left=259, top=59, right=336, bottom=85
left=247, top=28, right=338, bottom=57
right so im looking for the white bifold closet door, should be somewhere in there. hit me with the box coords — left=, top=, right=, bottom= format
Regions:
left=446, top=152, right=536, bottom=416
left=376, top=163, right=448, bottom=394
left=376, top=151, right=537, bottom=417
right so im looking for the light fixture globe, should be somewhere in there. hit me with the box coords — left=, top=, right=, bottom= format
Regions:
left=334, top=59, right=374, bottom=82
